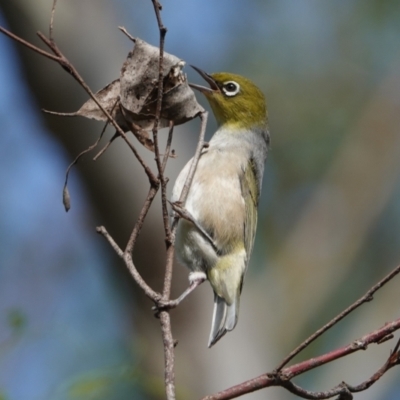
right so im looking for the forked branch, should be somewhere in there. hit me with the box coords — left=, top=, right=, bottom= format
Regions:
left=202, top=264, right=400, bottom=400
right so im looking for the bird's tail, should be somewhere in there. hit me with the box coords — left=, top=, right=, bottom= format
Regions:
left=208, top=292, right=239, bottom=347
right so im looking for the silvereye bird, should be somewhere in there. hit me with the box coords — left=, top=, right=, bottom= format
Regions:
left=171, top=67, right=269, bottom=347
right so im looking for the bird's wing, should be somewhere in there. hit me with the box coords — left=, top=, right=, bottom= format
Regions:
left=239, top=158, right=259, bottom=278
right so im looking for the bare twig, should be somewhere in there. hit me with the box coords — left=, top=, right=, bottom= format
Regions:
left=201, top=262, right=400, bottom=399
left=201, top=317, right=400, bottom=400
left=0, top=26, right=61, bottom=63
left=118, top=26, right=136, bottom=42
left=42, top=31, right=159, bottom=185
left=96, top=225, right=161, bottom=301
left=175, top=112, right=208, bottom=207
left=96, top=226, right=124, bottom=258
left=0, top=23, right=158, bottom=185
left=161, top=122, right=175, bottom=171
left=125, top=185, right=160, bottom=255
left=277, top=337, right=400, bottom=399
left=281, top=320, right=400, bottom=379
left=92, top=134, right=117, bottom=161
left=343, top=337, right=400, bottom=393
left=277, top=380, right=352, bottom=400
left=275, top=263, right=400, bottom=371
left=149, top=3, right=177, bottom=399
left=162, top=122, right=176, bottom=299
left=151, top=0, right=171, bottom=241
left=123, top=251, right=162, bottom=302
left=49, top=0, right=57, bottom=41
left=61, top=99, right=118, bottom=210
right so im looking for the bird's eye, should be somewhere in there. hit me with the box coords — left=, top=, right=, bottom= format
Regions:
left=222, top=81, right=240, bottom=97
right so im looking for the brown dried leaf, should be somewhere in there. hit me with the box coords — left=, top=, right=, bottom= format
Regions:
left=73, top=80, right=130, bottom=131
left=47, top=37, right=204, bottom=152
left=118, top=38, right=204, bottom=129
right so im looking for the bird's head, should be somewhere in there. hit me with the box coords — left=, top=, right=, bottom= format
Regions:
left=190, top=66, right=268, bottom=130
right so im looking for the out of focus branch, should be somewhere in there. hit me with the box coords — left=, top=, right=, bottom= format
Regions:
left=275, top=263, right=400, bottom=371
left=203, top=319, right=400, bottom=399
left=202, top=264, right=400, bottom=400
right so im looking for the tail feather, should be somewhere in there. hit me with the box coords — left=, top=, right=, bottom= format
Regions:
left=208, top=293, right=239, bottom=347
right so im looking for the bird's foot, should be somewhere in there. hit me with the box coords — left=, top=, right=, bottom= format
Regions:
left=152, top=271, right=207, bottom=316
left=152, top=298, right=179, bottom=314
left=188, top=271, right=207, bottom=286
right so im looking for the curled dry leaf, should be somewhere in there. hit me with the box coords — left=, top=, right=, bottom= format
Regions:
left=50, top=37, right=204, bottom=151
left=118, top=38, right=204, bottom=128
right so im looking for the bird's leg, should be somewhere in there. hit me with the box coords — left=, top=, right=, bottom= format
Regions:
left=176, top=271, right=207, bottom=303
left=153, top=272, right=207, bottom=314
left=170, top=201, right=218, bottom=253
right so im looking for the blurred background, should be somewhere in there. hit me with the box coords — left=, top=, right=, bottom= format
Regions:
left=1, top=1, right=400, bottom=399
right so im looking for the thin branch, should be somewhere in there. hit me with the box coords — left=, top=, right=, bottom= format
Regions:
left=49, top=0, right=57, bottom=41
left=277, top=380, right=351, bottom=400
left=344, top=337, right=400, bottom=393
left=175, top=111, right=208, bottom=207
left=162, top=122, right=175, bottom=172
left=162, top=122, right=176, bottom=299
left=96, top=226, right=124, bottom=258
left=0, top=23, right=158, bottom=185
left=150, top=3, right=176, bottom=400
left=38, top=31, right=158, bottom=183
left=92, top=134, right=118, bottom=161
left=118, top=26, right=136, bottom=42
left=151, top=0, right=167, bottom=36
left=275, top=263, right=400, bottom=371
left=60, top=99, right=117, bottom=211
left=278, top=337, right=400, bottom=399
left=96, top=225, right=160, bottom=301
left=123, top=252, right=161, bottom=302
left=281, top=322, right=400, bottom=379
left=159, top=311, right=176, bottom=400
left=125, top=185, right=160, bottom=255
left=0, top=26, right=61, bottom=63
left=201, top=318, right=400, bottom=400
left=151, top=0, right=171, bottom=242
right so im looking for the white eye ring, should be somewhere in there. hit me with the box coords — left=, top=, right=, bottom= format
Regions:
left=222, top=81, right=240, bottom=97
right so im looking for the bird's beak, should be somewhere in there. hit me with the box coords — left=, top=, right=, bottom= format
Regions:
left=189, top=65, right=220, bottom=94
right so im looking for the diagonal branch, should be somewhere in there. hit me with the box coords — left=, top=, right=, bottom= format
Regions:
left=0, top=23, right=158, bottom=185
left=275, top=263, right=400, bottom=371
left=0, top=26, right=61, bottom=62
left=202, top=318, right=400, bottom=399
left=49, top=0, right=57, bottom=40
left=176, top=112, right=208, bottom=208
left=202, top=263, right=400, bottom=400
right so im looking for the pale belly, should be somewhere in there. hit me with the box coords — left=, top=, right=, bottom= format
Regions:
left=174, top=148, right=246, bottom=273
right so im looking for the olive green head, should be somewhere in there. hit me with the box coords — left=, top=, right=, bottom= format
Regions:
left=190, top=67, right=268, bottom=130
